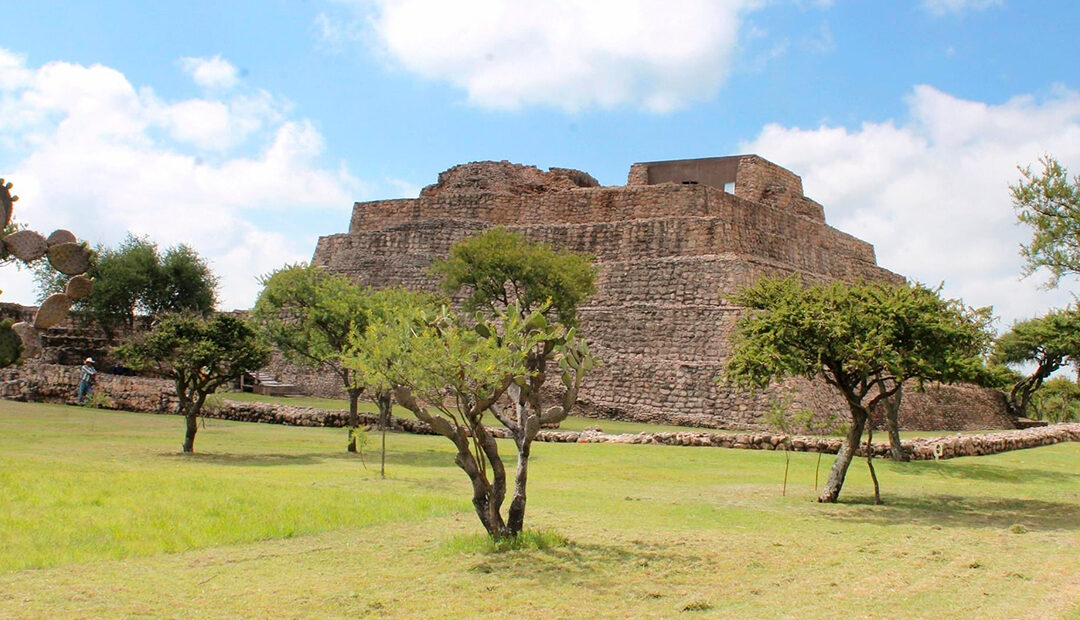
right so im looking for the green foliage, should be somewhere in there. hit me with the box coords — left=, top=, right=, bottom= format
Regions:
left=352, top=303, right=537, bottom=414
left=444, top=529, right=569, bottom=554
left=35, top=234, right=217, bottom=339
left=431, top=227, right=597, bottom=327
left=991, top=308, right=1080, bottom=416
left=253, top=263, right=369, bottom=380
left=726, top=277, right=992, bottom=502
left=349, top=301, right=556, bottom=536
left=1012, top=156, right=1080, bottom=287
left=991, top=308, right=1080, bottom=367
left=1029, top=376, right=1080, bottom=423
left=726, top=277, right=992, bottom=396
left=82, top=390, right=115, bottom=409
left=763, top=397, right=815, bottom=436
left=114, top=313, right=269, bottom=450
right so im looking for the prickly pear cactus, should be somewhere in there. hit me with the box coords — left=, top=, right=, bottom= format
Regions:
left=0, top=178, right=94, bottom=367
left=0, top=319, right=22, bottom=368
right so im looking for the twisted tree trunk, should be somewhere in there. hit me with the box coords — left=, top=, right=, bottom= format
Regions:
left=347, top=388, right=361, bottom=453
left=819, top=405, right=868, bottom=503
left=884, top=388, right=908, bottom=462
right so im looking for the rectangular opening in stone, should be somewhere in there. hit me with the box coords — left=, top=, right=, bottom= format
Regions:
left=640, top=156, right=741, bottom=190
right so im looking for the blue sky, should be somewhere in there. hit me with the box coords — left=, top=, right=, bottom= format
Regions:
left=2, top=0, right=1079, bottom=327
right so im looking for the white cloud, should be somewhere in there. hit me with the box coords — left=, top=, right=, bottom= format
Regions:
left=742, top=85, right=1080, bottom=329
left=178, top=55, right=240, bottom=90
left=352, top=0, right=760, bottom=113
left=922, top=0, right=1003, bottom=16
left=0, top=50, right=360, bottom=310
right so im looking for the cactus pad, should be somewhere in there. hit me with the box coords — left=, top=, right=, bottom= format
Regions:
left=65, top=275, right=94, bottom=299
left=3, top=229, right=48, bottom=262
left=0, top=179, right=15, bottom=230
left=46, top=229, right=77, bottom=246
left=34, top=293, right=72, bottom=329
left=0, top=319, right=22, bottom=367
left=47, top=242, right=91, bottom=276
left=11, top=321, right=41, bottom=360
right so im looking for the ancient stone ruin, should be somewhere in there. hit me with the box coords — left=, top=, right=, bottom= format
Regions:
left=303, top=155, right=1011, bottom=430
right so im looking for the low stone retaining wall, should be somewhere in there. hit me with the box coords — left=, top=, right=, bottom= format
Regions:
left=1, top=363, right=177, bottom=412
left=191, top=400, right=1080, bottom=462
left=545, top=424, right=1080, bottom=461
left=3, top=364, right=1077, bottom=461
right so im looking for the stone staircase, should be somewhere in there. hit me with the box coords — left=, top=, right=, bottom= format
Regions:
left=242, top=370, right=298, bottom=396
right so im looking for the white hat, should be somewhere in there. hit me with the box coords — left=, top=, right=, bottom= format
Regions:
left=85, top=357, right=94, bottom=364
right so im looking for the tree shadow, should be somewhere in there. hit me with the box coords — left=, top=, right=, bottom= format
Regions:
left=828, top=494, right=1080, bottom=532
left=893, top=460, right=1079, bottom=485
left=157, top=449, right=455, bottom=468
left=465, top=538, right=702, bottom=584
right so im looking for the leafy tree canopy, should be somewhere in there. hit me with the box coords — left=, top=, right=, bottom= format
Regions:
left=726, top=277, right=991, bottom=397
left=349, top=300, right=558, bottom=538
left=35, top=233, right=217, bottom=338
left=114, top=313, right=269, bottom=452
left=1012, top=155, right=1080, bottom=288
left=431, top=227, right=597, bottom=327
left=725, top=276, right=992, bottom=502
left=990, top=307, right=1080, bottom=417
left=1029, top=376, right=1080, bottom=423
left=253, top=263, right=368, bottom=376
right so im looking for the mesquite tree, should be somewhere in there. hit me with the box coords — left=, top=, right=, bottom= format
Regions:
left=114, top=313, right=269, bottom=453
left=350, top=301, right=591, bottom=539
left=1012, top=156, right=1080, bottom=287
left=725, top=277, right=990, bottom=503
left=991, top=308, right=1080, bottom=418
left=346, top=286, right=438, bottom=477
left=253, top=264, right=369, bottom=452
left=432, top=228, right=597, bottom=531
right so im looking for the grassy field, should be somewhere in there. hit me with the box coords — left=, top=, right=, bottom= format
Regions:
left=2, top=401, right=1079, bottom=618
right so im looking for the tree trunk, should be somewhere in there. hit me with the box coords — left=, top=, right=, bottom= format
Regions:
left=866, top=424, right=881, bottom=504
left=506, top=437, right=532, bottom=535
left=884, top=388, right=908, bottom=462
left=454, top=445, right=506, bottom=539
left=819, top=406, right=868, bottom=503
left=347, top=389, right=360, bottom=453
left=183, top=412, right=197, bottom=453
left=378, top=393, right=392, bottom=479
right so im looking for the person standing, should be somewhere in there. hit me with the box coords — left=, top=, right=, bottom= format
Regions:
left=77, top=357, right=97, bottom=405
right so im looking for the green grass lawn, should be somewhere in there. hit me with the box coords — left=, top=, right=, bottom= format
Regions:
left=2, top=401, right=1079, bottom=618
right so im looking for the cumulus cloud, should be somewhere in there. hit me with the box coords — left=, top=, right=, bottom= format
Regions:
left=742, top=85, right=1080, bottom=328
left=351, top=0, right=760, bottom=113
left=0, top=50, right=360, bottom=310
left=922, top=0, right=1003, bottom=16
left=179, top=55, right=240, bottom=90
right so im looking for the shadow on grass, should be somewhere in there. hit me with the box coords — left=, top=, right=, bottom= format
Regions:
left=464, top=538, right=703, bottom=585
left=892, top=460, right=1079, bottom=484
left=828, top=494, right=1080, bottom=532
left=159, top=449, right=456, bottom=469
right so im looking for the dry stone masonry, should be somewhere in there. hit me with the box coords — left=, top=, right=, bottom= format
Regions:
left=304, top=155, right=1012, bottom=431
left=3, top=363, right=1069, bottom=460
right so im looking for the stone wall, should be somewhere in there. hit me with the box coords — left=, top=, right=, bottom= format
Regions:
left=1, top=362, right=177, bottom=412
left=307, top=155, right=1013, bottom=431
left=4, top=363, right=1066, bottom=460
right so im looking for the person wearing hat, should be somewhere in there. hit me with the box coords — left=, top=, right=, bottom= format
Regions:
left=77, top=357, right=97, bottom=405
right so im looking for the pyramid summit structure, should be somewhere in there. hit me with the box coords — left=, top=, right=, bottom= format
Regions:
left=301, top=155, right=1009, bottom=430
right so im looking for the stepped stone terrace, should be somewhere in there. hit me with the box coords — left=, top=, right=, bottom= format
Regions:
left=299, top=155, right=1010, bottom=430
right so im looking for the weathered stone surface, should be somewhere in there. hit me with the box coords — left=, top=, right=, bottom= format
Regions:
left=301, top=155, right=1014, bottom=431
left=5, top=362, right=1072, bottom=459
